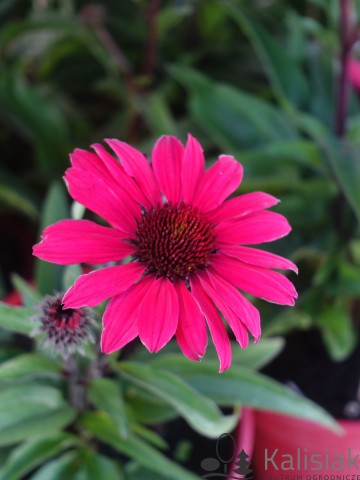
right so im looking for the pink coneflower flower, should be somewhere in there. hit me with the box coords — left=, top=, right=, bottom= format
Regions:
left=33, top=135, right=297, bottom=371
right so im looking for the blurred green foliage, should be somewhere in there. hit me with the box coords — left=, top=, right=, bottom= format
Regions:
left=1, top=0, right=360, bottom=477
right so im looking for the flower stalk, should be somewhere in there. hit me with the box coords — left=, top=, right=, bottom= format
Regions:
left=335, top=0, right=355, bottom=137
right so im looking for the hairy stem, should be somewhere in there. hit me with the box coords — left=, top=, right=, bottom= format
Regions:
left=64, top=355, right=87, bottom=412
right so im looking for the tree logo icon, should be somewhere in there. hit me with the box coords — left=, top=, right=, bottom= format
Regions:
left=233, top=449, right=253, bottom=478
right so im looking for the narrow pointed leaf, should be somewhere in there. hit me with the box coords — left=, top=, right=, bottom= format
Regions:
left=118, top=362, right=237, bottom=438
left=88, top=378, right=129, bottom=438
left=0, top=433, right=77, bottom=480
left=149, top=356, right=339, bottom=432
left=35, top=183, right=69, bottom=295
left=0, top=354, right=61, bottom=382
left=0, top=303, right=33, bottom=335
left=80, top=411, right=198, bottom=480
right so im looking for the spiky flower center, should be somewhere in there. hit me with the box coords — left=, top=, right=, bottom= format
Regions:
left=134, top=202, right=215, bottom=281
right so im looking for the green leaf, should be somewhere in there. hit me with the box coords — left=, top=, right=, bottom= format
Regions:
left=0, top=354, right=61, bottom=382
left=0, top=177, right=39, bottom=220
left=239, top=140, right=322, bottom=171
left=231, top=338, right=284, bottom=369
left=222, top=2, right=309, bottom=106
left=126, top=394, right=177, bottom=425
left=146, top=358, right=339, bottom=432
left=263, top=310, right=312, bottom=337
left=131, top=423, right=168, bottom=450
left=182, top=339, right=284, bottom=371
left=62, top=265, right=82, bottom=292
left=0, top=384, right=75, bottom=446
left=124, top=464, right=170, bottom=480
left=80, top=412, right=199, bottom=480
left=0, top=433, right=77, bottom=480
left=35, top=182, right=69, bottom=295
left=78, top=448, right=123, bottom=480
left=325, top=262, right=360, bottom=298
left=170, top=66, right=298, bottom=153
left=0, top=71, right=70, bottom=171
left=29, top=452, right=78, bottom=480
left=318, top=305, right=357, bottom=362
left=325, top=139, right=360, bottom=224
left=119, top=362, right=237, bottom=438
left=70, top=201, right=85, bottom=220
left=10, top=275, right=41, bottom=308
left=0, top=384, right=66, bottom=427
left=0, top=407, right=75, bottom=448
left=88, top=378, right=129, bottom=439
left=0, top=303, right=33, bottom=335
left=141, top=92, right=180, bottom=137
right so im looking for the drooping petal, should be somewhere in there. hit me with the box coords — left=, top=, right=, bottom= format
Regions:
left=182, top=134, right=205, bottom=203
left=138, top=277, right=179, bottom=352
left=70, top=149, right=111, bottom=180
left=33, top=219, right=134, bottom=265
left=192, top=155, right=243, bottom=212
left=175, top=281, right=207, bottom=361
left=198, top=272, right=251, bottom=347
left=64, top=167, right=140, bottom=234
left=191, top=275, right=232, bottom=372
left=91, top=143, right=148, bottom=207
left=208, top=192, right=279, bottom=224
left=211, top=255, right=298, bottom=306
left=205, top=269, right=261, bottom=341
left=71, top=148, right=145, bottom=211
left=220, top=245, right=298, bottom=273
left=152, top=136, right=184, bottom=202
left=215, top=210, right=291, bottom=245
left=105, top=139, right=161, bottom=206
left=101, top=277, right=154, bottom=354
left=63, top=262, right=145, bottom=308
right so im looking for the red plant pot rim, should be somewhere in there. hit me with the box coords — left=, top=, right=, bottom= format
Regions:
left=229, top=409, right=360, bottom=479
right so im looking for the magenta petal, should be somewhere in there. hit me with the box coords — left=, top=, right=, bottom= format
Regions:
left=101, top=277, right=153, bottom=354
left=175, top=282, right=207, bottom=361
left=63, top=262, right=145, bottom=308
left=198, top=272, right=251, bottom=347
left=208, top=192, right=279, bottom=224
left=152, top=136, right=184, bottom=202
left=138, top=277, right=179, bottom=352
left=205, top=269, right=261, bottom=341
left=182, top=134, right=205, bottom=203
left=70, top=148, right=144, bottom=216
left=191, top=275, right=232, bottom=372
left=100, top=295, right=138, bottom=354
left=65, top=167, right=140, bottom=235
left=33, top=219, right=134, bottom=265
left=192, top=155, right=243, bottom=212
left=211, top=255, right=298, bottom=306
left=70, top=149, right=110, bottom=179
left=220, top=245, right=298, bottom=273
left=216, top=210, right=291, bottom=245
left=91, top=143, right=148, bottom=207
left=105, top=139, right=161, bottom=206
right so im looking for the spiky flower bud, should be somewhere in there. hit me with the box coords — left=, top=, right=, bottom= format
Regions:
left=33, top=292, right=95, bottom=359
